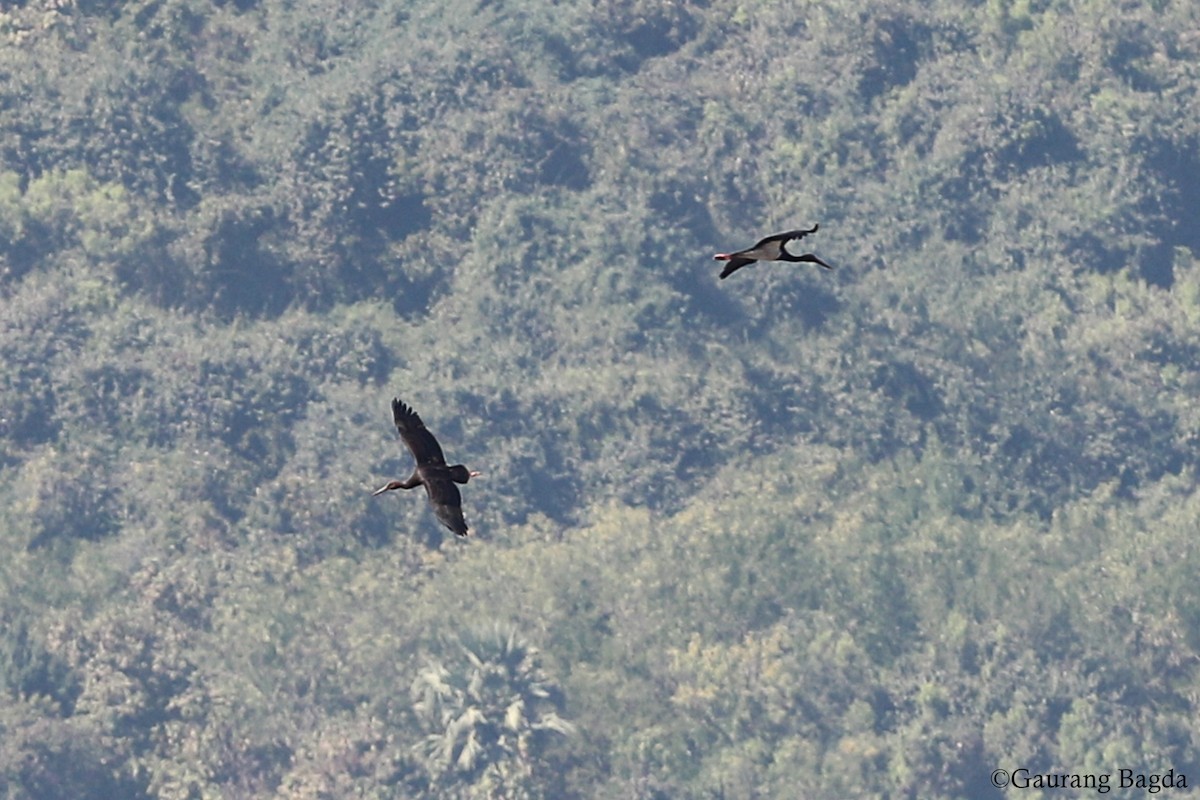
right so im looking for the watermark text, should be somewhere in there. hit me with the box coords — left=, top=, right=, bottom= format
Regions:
left=990, top=768, right=1188, bottom=794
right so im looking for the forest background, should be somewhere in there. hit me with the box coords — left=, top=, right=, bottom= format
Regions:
left=2, top=0, right=1200, bottom=797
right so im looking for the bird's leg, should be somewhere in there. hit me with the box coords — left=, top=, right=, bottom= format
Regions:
left=449, top=465, right=482, bottom=484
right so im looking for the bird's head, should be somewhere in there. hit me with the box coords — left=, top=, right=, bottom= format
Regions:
left=371, top=480, right=404, bottom=496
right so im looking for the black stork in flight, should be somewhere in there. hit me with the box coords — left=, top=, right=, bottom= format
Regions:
left=713, top=224, right=833, bottom=279
left=372, top=398, right=480, bottom=537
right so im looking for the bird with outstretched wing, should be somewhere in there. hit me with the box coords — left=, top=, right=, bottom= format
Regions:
left=714, top=224, right=833, bottom=279
left=372, top=398, right=480, bottom=537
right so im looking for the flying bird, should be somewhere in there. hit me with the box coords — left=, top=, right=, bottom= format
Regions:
left=713, top=224, right=833, bottom=279
left=372, top=398, right=480, bottom=537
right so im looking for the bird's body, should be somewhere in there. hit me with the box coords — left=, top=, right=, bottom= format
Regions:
left=714, top=224, right=832, bottom=279
left=373, top=398, right=479, bottom=537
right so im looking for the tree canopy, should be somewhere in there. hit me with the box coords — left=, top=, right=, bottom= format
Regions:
left=2, top=0, right=1200, bottom=796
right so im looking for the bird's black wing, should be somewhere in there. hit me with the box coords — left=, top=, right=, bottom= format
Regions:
left=392, top=398, right=447, bottom=466
left=423, top=475, right=469, bottom=536
left=753, top=224, right=820, bottom=249
left=719, top=257, right=755, bottom=279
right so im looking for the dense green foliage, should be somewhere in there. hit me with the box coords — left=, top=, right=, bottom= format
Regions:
left=2, top=0, right=1200, bottom=796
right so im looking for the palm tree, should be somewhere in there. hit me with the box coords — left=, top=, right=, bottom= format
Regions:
left=410, top=624, right=574, bottom=798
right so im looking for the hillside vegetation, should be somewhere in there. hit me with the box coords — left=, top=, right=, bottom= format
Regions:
left=2, top=0, right=1200, bottom=797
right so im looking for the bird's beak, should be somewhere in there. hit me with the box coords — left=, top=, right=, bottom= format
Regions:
left=469, top=470, right=483, bottom=478
left=371, top=484, right=392, bottom=496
